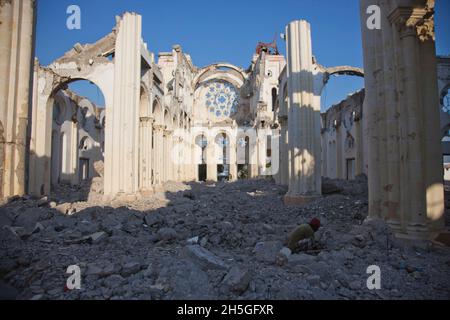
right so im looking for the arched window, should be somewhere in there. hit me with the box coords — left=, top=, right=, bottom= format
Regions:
left=195, top=134, right=208, bottom=164
left=271, top=88, right=277, bottom=112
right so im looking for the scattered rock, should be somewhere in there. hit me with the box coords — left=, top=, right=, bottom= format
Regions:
left=63, top=231, right=107, bottom=245
left=186, top=236, right=199, bottom=245
left=181, top=245, right=228, bottom=271
left=103, top=275, right=125, bottom=289
left=306, top=275, right=321, bottom=287
left=253, top=241, right=283, bottom=264
left=121, top=262, right=141, bottom=277
left=37, top=197, right=49, bottom=207
left=144, top=214, right=163, bottom=227
left=157, top=227, right=178, bottom=241
left=287, top=253, right=317, bottom=266
left=220, top=267, right=252, bottom=295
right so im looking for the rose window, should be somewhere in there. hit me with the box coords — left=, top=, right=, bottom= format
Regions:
left=205, top=81, right=239, bottom=118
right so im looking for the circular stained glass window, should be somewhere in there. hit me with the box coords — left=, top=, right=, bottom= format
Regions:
left=442, top=88, right=450, bottom=115
left=205, top=81, right=239, bottom=118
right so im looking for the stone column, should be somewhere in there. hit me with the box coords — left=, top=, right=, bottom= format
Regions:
left=336, top=124, right=343, bottom=179
left=360, top=0, right=444, bottom=239
left=354, top=115, right=363, bottom=176
left=284, top=20, right=322, bottom=205
left=104, top=13, right=141, bottom=198
left=206, top=138, right=217, bottom=182
left=163, top=129, right=173, bottom=182
left=280, top=117, right=289, bottom=185
left=229, top=140, right=237, bottom=181
left=153, top=125, right=164, bottom=187
left=0, top=0, right=36, bottom=199
left=139, top=117, right=153, bottom=192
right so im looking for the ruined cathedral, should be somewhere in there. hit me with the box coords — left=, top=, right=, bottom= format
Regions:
left=1, top=0, right=450, bottom=301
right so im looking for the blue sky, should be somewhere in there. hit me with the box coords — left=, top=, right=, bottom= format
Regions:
left=36, top=0, right=450, bottom=110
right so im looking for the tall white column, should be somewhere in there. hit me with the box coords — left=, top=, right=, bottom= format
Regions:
left=284, top=20, right=322, bottom=206
left=152, top=125, right=164, bottom=187
left=280, top=118, right=289, bottom=185
left=104, top=13, right=142, bottom=198
left=0, top=0, right=36, bottom=198
left=139, top=117, right=153, bottom=191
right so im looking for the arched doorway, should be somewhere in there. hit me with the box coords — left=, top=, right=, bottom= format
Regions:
left=237, top=135, right=250, bottom=179
left=30, top=75, right=108, bottom=196
left=195, top=134, right=208, bottom=182
left=215, top=132, right=230, bottom=181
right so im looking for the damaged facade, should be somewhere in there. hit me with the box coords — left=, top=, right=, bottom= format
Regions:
left=0, top=0, right=448, bottom=244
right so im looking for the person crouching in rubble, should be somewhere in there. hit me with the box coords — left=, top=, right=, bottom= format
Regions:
left=286, top=218, right=321, bottom=253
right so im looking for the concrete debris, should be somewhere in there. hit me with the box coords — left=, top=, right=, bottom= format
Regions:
left=0, top=178, right=449, bottom=300
left=220, top=267, right=252, bottom=295
left=181, top=245, right=228, bottom=271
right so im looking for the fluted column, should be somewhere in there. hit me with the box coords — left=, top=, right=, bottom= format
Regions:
left=153, top=125, right=164, bottom=187
left=284, top=20, right=322, bottom=205
left=0, top=0, right=36, bottom=198
left=279, top=117, right=289, bottom=185
left=139, top=117, right=153, bottom=191
left=104, top=13, right=141, bottom=198
left=359, top=0, right=444, bottom=239
left=206, top=138, right=217, bottom=182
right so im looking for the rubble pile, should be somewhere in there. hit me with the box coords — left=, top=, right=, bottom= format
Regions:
left=0, top=177, right=449, bottom=300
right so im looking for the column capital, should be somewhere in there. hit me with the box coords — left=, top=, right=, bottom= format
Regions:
left=153, top=124, right=165, bottom=132
left=140, top=116, right=155, bottom=123
left=388, top=6, right=435, bottom=41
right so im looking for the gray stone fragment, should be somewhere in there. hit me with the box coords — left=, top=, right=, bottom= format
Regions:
left=103, top=275, right=126, bottom=289
left=157, top=227, right=178, bottom=241
left=221, top=267, right=252, bottom=295
left=121, top=262, right=141, bottom=277
left=181, top=245, right=228, bottom=271
left=253, top=241, right=283, bottom=263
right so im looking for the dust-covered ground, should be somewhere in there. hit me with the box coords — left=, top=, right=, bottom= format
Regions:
left=1, top=177, right=449, bottom=300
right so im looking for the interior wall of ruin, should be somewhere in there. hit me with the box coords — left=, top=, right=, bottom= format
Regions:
left=321, top=89, right=366, bottom=180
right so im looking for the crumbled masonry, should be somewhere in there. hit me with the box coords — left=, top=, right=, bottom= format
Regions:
left=1, top=177, right=449, bottom=300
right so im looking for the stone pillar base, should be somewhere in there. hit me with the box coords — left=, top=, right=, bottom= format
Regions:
left=139, top=189, right=154, bottom=197
left=388, top=220, right=442, bottom=241
left=152, top=184, right=165, bottom=193
left=283, top=194, right=320, bottom=206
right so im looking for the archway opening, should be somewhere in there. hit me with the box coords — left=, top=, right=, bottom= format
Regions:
left=320, top=73, right=364, bottom=180
left=237, top=135, right=250, bottom=179
left=216, top=132, right=230, bottom=181
left=48, top=79, right=105, bottom=193
left=195, top=134, right=208, bottom=182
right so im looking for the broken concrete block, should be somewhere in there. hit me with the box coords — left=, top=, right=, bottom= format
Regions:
left=181, top=245, right=228, bottom=271
left=89, top=231, right=108, bottom=244
left=287, top=253, right=317, bottom=266
left=143, top=214, right=163, bottom=227
left=121, top=262, right=141, bottom=277
left=86, top=263, right=103, bottom=276
left=306, top=275, right=321, bottom=287
left=37, top=197, right=49, bottom=207
left=55, top=203, right=71, bottom=214
left=276, top=247, right=292, bottom=266
left=253, top=241, right=283, bottom=263
left=31, top=222, right=45, bottom=234
left=63, top=231, right=107, bottom=245
left=103, top=275, right=125, bottom=289
left=157, top=227, right=178, bottom=241
left=221, top=267, right=252, bottom=295
left=186, top=236, right=199, bottom=245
